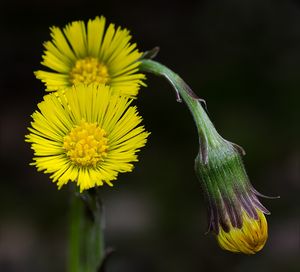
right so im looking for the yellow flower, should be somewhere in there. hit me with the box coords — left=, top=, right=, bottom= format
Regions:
left=26, top=84, right=150, bottom=192
left=35, top=16, right=145, bottom=97
left=217, top=210, right=268, bottom=254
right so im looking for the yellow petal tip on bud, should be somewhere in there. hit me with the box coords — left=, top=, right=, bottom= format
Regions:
left=217, top=210, right=268, bottom=254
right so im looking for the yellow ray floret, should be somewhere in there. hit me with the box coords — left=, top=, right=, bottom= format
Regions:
left=35, top=16, right=146, bottom=97
left=217, top=210, right=268, bottom=254
left=26, top=84, right=150, bottom=192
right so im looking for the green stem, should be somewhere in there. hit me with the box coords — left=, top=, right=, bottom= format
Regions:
left=69, top=193, right=83, bottom=272
left=69, top=189, right=105, bottom=272
left=84, top=189, right=105, bottom=272
left=140, top=59, right=222, bottom=163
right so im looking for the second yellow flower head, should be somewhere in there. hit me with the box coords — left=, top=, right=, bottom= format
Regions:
left=35, top=16, right=145, bottom=98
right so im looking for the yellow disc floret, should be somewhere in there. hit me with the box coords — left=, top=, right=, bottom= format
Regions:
left=63, top=120, right=109, bottom=167
left=69, top=57, right=109, bottom=85
left=217, top=210, right=268, bottom=254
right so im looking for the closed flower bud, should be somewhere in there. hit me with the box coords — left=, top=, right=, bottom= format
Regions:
left=195, top=141, right=270, bottom=254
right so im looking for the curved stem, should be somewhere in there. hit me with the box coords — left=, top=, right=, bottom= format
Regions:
left=140, top=59, right=222, bottom=163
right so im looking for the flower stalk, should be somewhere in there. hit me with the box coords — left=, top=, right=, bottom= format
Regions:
left=69, top=188, right=105, bottom=272
left=69, top=192, right=83, bottom=272
left=140, top=58, right=218, bottom=164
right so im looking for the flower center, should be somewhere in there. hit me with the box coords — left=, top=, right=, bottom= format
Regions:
left=69, top=57, right=109, bottom=85
left=63, top=120, right=109, bottom=167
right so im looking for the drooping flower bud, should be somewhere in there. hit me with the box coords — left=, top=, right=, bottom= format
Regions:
left=195, top=140, right=270, bottom=254
left=139, top=57, right=276, bottom=254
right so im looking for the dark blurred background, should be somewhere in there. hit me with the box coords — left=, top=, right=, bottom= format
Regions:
left=0, top=0, right=299, bottom=271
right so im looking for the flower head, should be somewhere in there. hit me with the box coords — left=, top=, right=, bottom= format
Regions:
left=35, top=16, right=145, bottom=97
left=195, top=139, right=270, bottom=254
left=26, top=84, right=149, bottom=192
